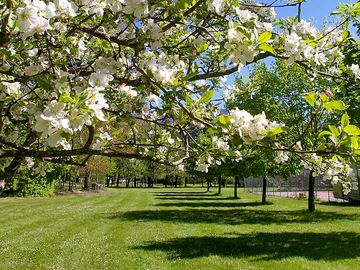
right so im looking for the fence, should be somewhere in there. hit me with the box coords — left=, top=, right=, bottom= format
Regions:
left=244, top=170, right=344, bottom=202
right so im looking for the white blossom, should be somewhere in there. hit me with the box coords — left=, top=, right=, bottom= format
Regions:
left=350, top=64, right=360, bottom=79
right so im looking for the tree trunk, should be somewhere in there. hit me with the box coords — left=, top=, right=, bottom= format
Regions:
left=207, top=179, right=210, bottom=192
left=116, top=174, right=120, bottom=188
left=262, top=176, right=267, bottom=204
left=308, top=170, right=316, bottom=212
left=174, top=175, right=178, bottom=188
left=234, top=176, right=239, bottom=199
left=84, top=170, right=90, bottom=190
left=218, top=174, right=222, bottom=194
left=106, top=174, right=110, bottom=187
left=184, top=177, right=187, bottom=187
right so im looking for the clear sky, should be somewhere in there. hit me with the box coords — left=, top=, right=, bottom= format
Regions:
left=275, top=0, right=358, bottom=28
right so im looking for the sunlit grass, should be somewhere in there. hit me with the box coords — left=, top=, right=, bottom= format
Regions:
left=0, top=187, right=359, bottom=269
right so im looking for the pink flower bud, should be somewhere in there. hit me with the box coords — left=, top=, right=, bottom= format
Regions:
left=324, top=90, right=333, bottom=97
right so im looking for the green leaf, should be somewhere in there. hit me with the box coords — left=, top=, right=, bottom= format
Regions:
left=185, top=94, right=192, bottom=105
left=328, top=125, right=340, bottom=137
left=258, top=43, right=275, bottom=55
left=318, top=131, right=333, bottom=138
left=218, top=115, right=231, bottom=126
left=197, top=43, right=209, bottom=53
left=258, top=31, right=272, bottom=43
left=352, top=136, right=359, bottom=150
left=198, top=90, right=214, bottom=104
left=35, top=77, right=52, bottom=91
left=206, top=127, right=220, bottom=136
left=341, top=113, right=349, bottom=128
left=344, top=125, right=360, bottom=136
left=315, top=144, right=327, bottom=151
left=304, top=92, right=316, bottom=107
left=323, top=100, right=347, bottom=111
left=265, top=126, right=287, bottom=136
left=320, top=93, right=329, bottom=102
left=178, top=0, right=193, bottom=9
left=59, top=94, right=75, bottom=104
left=342, top=30, right=350, bottom=40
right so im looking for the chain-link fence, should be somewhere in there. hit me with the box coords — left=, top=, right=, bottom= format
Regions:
left=244, top=170, right=346, bottom=202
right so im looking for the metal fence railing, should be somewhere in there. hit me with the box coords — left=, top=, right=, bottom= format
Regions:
left=244, top=170, right=345, bottom=202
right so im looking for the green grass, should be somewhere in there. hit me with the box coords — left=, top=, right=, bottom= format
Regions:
left=0, top=187, right=360, bottom=270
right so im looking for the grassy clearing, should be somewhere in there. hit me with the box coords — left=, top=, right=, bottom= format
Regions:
left=0, top=187, right=359, bottom=270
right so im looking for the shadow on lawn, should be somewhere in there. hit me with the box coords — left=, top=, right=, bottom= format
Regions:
left=155, top=197, right=239, bottom=201
left=134, top=232, right=360, bottom=261
left=155, top=202, right=270, bottom=208
left=154, top=193, right=217, bottom=197
left=109, top=208, right=358, bottom=225
left=153, top=191, right=242, bottom=201
left=152, top=191, right=209, bottom=195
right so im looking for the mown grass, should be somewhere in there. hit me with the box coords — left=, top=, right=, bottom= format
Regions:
left=0, top=187, right=359, bottom=270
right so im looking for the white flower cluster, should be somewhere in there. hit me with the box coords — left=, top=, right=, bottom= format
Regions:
left=225, top=24, right=255, bottom=69
left=206, top=0, right=226, bottom=15
left=85, top=88, right=109, bottom=121
left=301, top=154, right=354, bottom=194
left=274, top=151, right=289, bottom=164
left=212, top=136, right=229, bottom=151
left=1, top=82, right=21, bottom=96
left=16, top=0, right=150, bottom=38
left=224, top=8, right=274, bottom=69
left=195, top=154, right=215, bottom=173
left=222, top=85, right=238, bottom=102
left=32, top=84, right=110, bottom=148
left=114, top=0, right=148, bottom=18
left=284, top=32, right=313, bottom=64
left=285, top=22, right=344, bottom=67
left=119, top=85, right=138, bottom=97
left=323, top=160, right=353, bottom=184
left=229, top=108, right=284, bottom=145
left=350, top=64, right=360, bottom=79
left=141, top=53, right=185, bottom=85
left=292, top=20, right=318, bottom=38
left=89, top=70, right=114, bottom=91
left=16, top=0, right=55, bottom=37
left=33, top=100, right=74, bottom=148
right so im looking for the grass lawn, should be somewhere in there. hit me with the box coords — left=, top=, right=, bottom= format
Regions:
left=0, top=187, right=360, bottom=270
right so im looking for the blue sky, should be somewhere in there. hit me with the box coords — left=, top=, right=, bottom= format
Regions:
left=275, top=0, right=358, bottom=28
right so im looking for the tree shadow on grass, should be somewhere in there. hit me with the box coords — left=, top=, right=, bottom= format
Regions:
left=155, top=202, right=270, bottom=208
left=155, top=196, right=239, bottom=201
left=109, top=208, right=359, bottom=225
left=155, top=193, right=218, bottom=197
left=152, top=191, right=208, bottom=195
left=133, top=232, right=360, bottom=261
left=153, top=191, right=242, bottom=201
left=320, top=201, right=360, bottom=207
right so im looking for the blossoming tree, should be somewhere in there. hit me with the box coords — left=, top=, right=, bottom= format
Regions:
left=0, top=0, right=359, bottom=189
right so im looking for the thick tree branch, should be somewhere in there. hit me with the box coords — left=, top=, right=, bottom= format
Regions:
left=189, top=52, right=271, bottom=81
